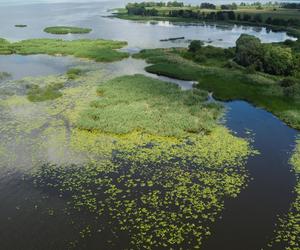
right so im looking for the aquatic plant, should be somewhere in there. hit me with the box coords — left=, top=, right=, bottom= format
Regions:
left=269, top=140, right=300, bottom=250
left=0, top=38, right=128, bottom=62
left=44, top=26, right=92, bottom=35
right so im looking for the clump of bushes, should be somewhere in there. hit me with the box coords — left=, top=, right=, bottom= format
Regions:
left=235, top=34, right=297, bottom=76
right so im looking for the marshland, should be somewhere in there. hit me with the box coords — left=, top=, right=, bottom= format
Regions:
left=0, top=1, right=299, bottom=250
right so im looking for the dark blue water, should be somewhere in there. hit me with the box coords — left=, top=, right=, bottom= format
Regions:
left=203, top=101, right=298, bottom=250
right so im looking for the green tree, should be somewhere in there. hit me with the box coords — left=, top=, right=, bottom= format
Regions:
left=263, top=45, right=294, bottom=75
left=235, top=34, right=263, bottom=68
left=188, top=40, right=204, bottom=53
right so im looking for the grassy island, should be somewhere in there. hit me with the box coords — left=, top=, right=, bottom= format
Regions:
left=0, top=38, right=128, bottom=62
left=44, top=26, right=92, bottom=35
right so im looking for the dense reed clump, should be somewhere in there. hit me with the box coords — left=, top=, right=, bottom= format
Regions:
left=77, top=74, right=223, bottom=137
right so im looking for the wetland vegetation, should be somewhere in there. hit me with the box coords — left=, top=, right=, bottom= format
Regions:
left=0, top=38, right=128, bottom=62
left=0, top=1, right=300, bottom=249
left=133, top=36, right=300, bottom=130
left=30, top=74, right=254, bottom=249
left=44, top=26, right=92, bottom=35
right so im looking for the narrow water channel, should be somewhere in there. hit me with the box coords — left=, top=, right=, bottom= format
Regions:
left=203, top=101, right=298, bottom=250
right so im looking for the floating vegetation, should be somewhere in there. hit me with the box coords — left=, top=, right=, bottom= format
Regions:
left=67, top=68, right=84, bottom=80
left=15, top=24, right=27, bottom=28
left=0, top=38, right=128, bottom=62
left=44, top=26, right=92, bottom=35
left=269, top=140, right=300, bottom=250
left=28, top=75, right=254, bottom=248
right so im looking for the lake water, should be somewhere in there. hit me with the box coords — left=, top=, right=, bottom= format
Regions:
left=0, top=1, right=295, bottom=49
left=0, top=1, right=299, bottom=250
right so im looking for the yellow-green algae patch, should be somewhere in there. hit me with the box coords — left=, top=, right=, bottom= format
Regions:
left=269, top=140, right=300, bottom=250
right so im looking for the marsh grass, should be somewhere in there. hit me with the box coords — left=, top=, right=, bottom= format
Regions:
left=0, top=38, right=129, bottom=62
left=78, top=74, right=223, bottom=137
left=44, top=26, right=92, bottom=35
left=134, top=48, right=300, bottom=129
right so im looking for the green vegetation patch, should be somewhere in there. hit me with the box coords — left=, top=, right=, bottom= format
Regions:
left=27, top=82, right=64, bottom=102
left=67, top=68, right=84, bottom=80
left=134, top=44, right=300, bottom=130
left=78, top=74, right=222, bottom=137
left=44, top=26, right=92, bottom=35
left=269, top=140, right=300, bottom=250
left=30, top=75, right=254, bottom=249
left=0, top=38, right=129, bottom=62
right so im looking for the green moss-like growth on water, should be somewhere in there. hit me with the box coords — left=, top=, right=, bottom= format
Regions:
left=78, top=74, right=222, bottom=136
left=270, top=141, right=300, bottom=250
left=30, top=74, right=254, bottom=249
left=44, top=26, right=92, bottom=35
left=27, top=82, right=64, bottom=102
left=0, top=38, right=129, bottom=62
